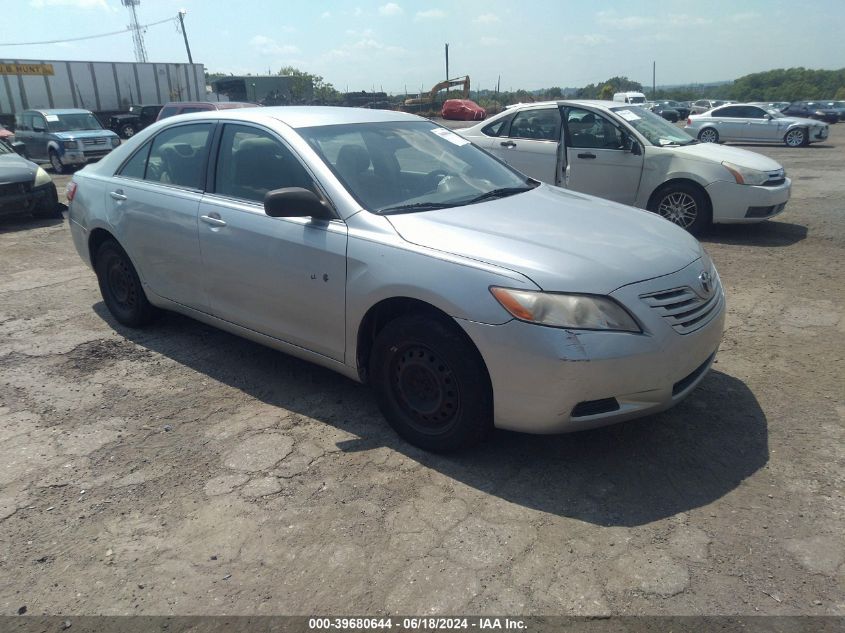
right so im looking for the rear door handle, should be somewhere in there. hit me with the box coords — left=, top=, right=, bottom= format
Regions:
left=200, top=214, right=227, bottom=227
left=109, top=190, right=127, bottom=201
left=577, top=152, right=596, bottom=159
left=500, top=140, right=516, bottom=148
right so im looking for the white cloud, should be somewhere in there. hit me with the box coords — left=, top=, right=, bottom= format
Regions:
left=563, top=34, right=610, bottom=46
left=30, top=0, right=111, bottom=9
left=597, top=10, right=710, bottom=29
left=249, top=35, right=300, bottom=57
left=321, top=11, right=331, bottom=18
left=473, top=13, right=500, bottom=24
left=379, top=3, right=403, bottom=16
left=479, top=36, right=503, bottom=47
left=415, top=9, right=445, bottom=20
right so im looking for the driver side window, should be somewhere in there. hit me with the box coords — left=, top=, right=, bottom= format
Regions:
left=565, top=108, right=625, bottom=150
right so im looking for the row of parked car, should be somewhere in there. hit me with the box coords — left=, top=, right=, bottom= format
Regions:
left=645, top=99, right=845, bottom=124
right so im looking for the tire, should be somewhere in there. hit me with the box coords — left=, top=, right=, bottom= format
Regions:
left=649, top=182, right=712, bottom=235
left=31, top=184, right=62, bottom=219
left=697, top=128, right=719, bottom=143
left=120, top=124, right=136, bottom=139
left=784, top=127, right=807, bottom=147
left=94, top=239, right=159, bottom=328
left=49, top=149, right=65, bottom=174
left=369, top=314, right=493, bottom=452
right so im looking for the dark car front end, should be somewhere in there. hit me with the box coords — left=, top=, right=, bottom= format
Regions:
left=0, top=141, right=59, bottom=219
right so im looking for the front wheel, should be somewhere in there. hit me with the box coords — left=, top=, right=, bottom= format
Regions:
left=650, top=183, right=711, bottom=235
left=369, top=314, right=493, bottom=452
left=120, top=124, right=136, bottom=139
left=31, top=184, right=62, bottom=219
left=49, top=150, right=65, bottom=174
left=94, top=239, right=159, bottom=327
left=784, top=127, right=807, bottom=147
left=698, top=128, right=719, bottom=143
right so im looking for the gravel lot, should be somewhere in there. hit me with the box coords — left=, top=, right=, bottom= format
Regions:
left=1, top=125, right=843, bottom=616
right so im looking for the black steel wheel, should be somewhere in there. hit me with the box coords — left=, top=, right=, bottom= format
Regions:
left=94, top=239, right=159, bottom=327
left=370, top=314, right=492, bottom=451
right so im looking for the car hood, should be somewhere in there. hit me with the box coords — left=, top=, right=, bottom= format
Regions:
left=670, top=142, right=783, bottom=171
left=386, top=185, right=702, bottom=294
left=53, top=130, right=117, bottom=140
left=0, top=153, right=37, bottom=183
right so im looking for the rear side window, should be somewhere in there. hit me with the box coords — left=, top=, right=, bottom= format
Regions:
left=118, top=141, right=152, bottom=179
left=178, top=106, right=208, bottom=115
left=713, top=106, right=742, bottom=117
left=157, top=105, right=179, bottom=119
left=144, top=123, right=212, bottom=189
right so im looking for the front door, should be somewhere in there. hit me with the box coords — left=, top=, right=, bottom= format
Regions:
left=485, top=107, right=561, bottom=184
left=197, top=122, right=348, bottom=362
left=560, top=107, right=643, bottom=205
left=107, top=121, right=212, bottom=311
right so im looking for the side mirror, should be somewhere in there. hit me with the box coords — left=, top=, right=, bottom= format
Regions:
left=11, top=141, right=27, bottom=157
left=264, top=187, right=333, bottom=220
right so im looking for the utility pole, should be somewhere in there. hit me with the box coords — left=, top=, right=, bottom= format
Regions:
left=178, top=9, right=193, bottom=64
left=652, top=61, right=656, bottom=100
left=445, top=43, right=449, bottom=81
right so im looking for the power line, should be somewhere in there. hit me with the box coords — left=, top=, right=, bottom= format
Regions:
left=0, top=16, right=177, bottom=47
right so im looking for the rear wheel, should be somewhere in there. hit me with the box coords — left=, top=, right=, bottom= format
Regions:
left=650, top=182, right=711, bottom=235
left=120, top=124, right=136, bottom=139
left=49, top=150, right=65, bottom=174
left=698, top=128, right=719, bottom=143
left=94, top=239, right=159, bottom=327
left=784, top=127, right=807, bottom=147
left=369, top=314, right=493, bottom=452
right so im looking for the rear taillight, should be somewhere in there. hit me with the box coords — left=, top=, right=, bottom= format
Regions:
left=686, top=118, right=691, bottom=125
left=65, top=180, right=77, bottom=202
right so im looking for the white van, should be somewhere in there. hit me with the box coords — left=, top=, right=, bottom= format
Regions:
left=613, top=91, right=647, bottom=104
left=457, top=99, right=791, bottom=235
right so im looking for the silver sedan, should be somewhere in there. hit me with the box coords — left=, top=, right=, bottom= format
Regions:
left=686, top=103, right=829, bottom=147
left=67, top=107, right=724, bottom=451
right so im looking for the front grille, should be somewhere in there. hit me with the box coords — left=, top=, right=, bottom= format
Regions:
left=82, top=149, right=111, bottom=158
left=640, top=275, right=722, bottom=335
left=0, top=181, right=31, bottom=197
left=81, top=137, right=107, bottom=146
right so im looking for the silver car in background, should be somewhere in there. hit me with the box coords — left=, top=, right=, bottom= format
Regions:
left=686, top=103, right=830, bottom=146
left=67, top=107, right=724, bottom=451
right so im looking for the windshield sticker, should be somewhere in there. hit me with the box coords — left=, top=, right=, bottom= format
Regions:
left=45, top=114, right=59, bottom=122
left=431, top=127, right=470, bottom=146
left=616, top=110, right=640, bottom=122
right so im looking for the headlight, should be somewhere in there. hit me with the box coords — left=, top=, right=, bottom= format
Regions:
left=490, top=287, right=641, bottom=332
left=721, top=161, right=769, bottom=185
left=111, top=137, right=121, bottom=147
left=34, top=166, right=52, bottom=187
left=63, top=140, right=78, bottom=150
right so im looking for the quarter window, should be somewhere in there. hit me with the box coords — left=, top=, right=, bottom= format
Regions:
left=144, top=123, right=212, bottom=189
left=481, top=117, right=510, bottom=137
left=214, top=124, right=314, bottom=203
left=118, top=141, right=152, bottom=179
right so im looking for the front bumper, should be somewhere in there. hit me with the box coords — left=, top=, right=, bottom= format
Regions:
left=457, top=260, right=725, bottom=434
left=0, top=182, right=54, bottom=217
left=705, top=177, right=791, bottom=224
left=62, top=147, right=115, bottom=165
left=811, top=126, right=830, bottom=142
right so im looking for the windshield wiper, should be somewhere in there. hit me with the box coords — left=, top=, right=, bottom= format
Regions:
left=462, top=186, right=535, bottom=205
left=379, top=201, right=455, bottom=214
left=681, top=139, right=700, bottom=145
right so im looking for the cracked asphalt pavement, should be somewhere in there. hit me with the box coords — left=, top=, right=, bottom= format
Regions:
left=0, top=125, right=843, bottom=615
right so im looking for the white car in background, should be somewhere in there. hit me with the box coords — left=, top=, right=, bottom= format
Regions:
left=458, top=100, right=791, bottom=234
left=685, top=103, right=830, bottom=147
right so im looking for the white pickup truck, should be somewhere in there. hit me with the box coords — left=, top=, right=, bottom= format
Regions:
left=457, top=100, right=791, bottom=234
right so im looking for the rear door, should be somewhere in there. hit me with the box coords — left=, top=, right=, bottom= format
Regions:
left=708, top=106, right=747, bottom=140
left=560, top=107, right=643, bottom=205
left=107, top=121, right=213, bottom=311
left=484, top=107, right=560, bottom=184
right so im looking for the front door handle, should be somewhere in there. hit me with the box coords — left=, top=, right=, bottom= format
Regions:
left=200, top=214, right=227, bottom=227
left=577, top=152, right=596, bottom=159
left=500, top=140, right=516, bottom=148
left=109, top=190, right=127, bottom=201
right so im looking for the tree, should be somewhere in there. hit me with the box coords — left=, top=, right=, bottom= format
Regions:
left=835, top=86, right=845, bottom=100
left=277, top=66, right=342, bottom=104
left=599, top=83, right=614, bottom=101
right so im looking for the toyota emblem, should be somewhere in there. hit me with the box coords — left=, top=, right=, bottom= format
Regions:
left=698, top=270, right=712, bottom=295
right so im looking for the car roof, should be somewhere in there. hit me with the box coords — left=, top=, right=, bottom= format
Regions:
left=172, top=105, right=424, bottom=128
left=503, top=99, right=636, bottom=112
left=161, top=101, right=257, bottom=109
left=24, top=108, right=92, bottom=115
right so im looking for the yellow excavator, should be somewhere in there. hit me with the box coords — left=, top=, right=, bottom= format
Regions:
left=404, top=76, right=470, bottom=107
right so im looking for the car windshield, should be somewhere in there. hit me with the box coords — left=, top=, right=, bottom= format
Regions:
left=0, top=139, right=13, bottom=155
left=46, top=112, right=103, bottom=132
left=298, top=120, right=535, bottom=214
left=129, top=105, right=142, bottom=114
left=610, top=106, right=694, bottom=146
left=628, top=96, right=646, bottom=104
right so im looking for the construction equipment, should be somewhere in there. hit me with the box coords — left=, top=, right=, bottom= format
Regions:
left=404, top=75, right=470, bottom=107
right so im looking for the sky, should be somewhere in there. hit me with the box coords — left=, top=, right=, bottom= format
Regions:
left=2, top=0, right=844, bottom=94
